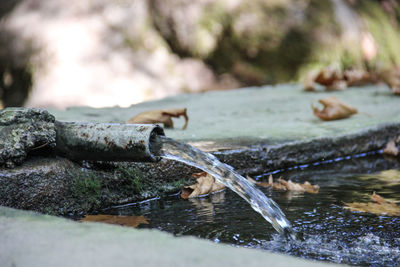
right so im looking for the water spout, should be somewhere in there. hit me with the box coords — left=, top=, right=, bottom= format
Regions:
left=55, top=122, right=164, bottom=162
left=160, top=136, right=296, bottom=238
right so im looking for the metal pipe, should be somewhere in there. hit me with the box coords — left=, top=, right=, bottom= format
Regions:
left=55, top=122, right=165, bottom=162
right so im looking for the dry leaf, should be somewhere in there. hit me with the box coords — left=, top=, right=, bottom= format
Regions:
left=343, top=69, right=378, bottom=87
left=81, top=214, right=149, bottom=227
left=303, top=66, right=378, bottom=91
left=312, top=96, right=358, bottom=121
left=344, top=192, right=400, bottom=216
left=314, top=65, right=343, bottom=87
left=127, top=108, right=188, bottom=130
left=247, top=174, right=319, bottom=194
left=326, top=80, right=347, bottom=91
left=181, top=172, right=225, bottom=199
left=371, top=191, right=386, bottom=204
left=383, top=140, right=399, bottom=157
left=379, top=66, right=400, bottom=95
left=303, top=70, right=319, bottom=91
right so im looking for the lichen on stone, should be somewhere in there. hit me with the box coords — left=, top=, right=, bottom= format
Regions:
left=0, top=108, right=56, bottom=168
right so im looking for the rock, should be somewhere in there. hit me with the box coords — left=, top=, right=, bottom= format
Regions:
left=0, top=108, right=56, bottom=168
left=0, top=157, right=194, bottom=215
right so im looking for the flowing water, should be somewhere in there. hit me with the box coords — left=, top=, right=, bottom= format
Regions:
left=105, top=153, right=400, bottom=266
left=159, top=136, right=295, bottom=237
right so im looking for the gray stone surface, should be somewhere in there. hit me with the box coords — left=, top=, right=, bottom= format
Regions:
left=1, top=84, right=399, bottom=215
left=51, top=84, right=400, bottom=173
left=0, top=108, right=55, bottom=168
left=0, top=206, right=338, bottom=267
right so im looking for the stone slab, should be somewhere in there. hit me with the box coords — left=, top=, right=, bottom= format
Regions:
left=51, top=84, right=400, bottom=173
left=0, top=206, right=338, bottom=267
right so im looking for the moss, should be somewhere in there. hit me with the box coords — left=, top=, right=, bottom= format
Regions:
left=71, top=171, right=102, bottom=211
left=113, top=166, right=148, bottom=194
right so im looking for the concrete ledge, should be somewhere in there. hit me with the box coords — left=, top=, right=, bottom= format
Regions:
left=1, top=84, right=399, bottom=215
left=0, top=206, right=338, bottom=267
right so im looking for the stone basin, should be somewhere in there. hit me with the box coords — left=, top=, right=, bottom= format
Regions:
left=1, top=84, right=399, bottom=215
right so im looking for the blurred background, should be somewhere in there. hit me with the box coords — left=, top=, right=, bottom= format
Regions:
left=0, top=0, right=399, bottom=109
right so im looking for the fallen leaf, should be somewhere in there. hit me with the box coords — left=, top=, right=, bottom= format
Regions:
left=383, top=140, right=399, bottom=157
left=81, top=214, right=149, bottom=227
left=314, top=65, right=343, bottom=88
left=344, top=192, right=400, bottom=216
left=247, top=174, right=319, bottom=194
left=181, top=172, right=225, bottom=199
left=358, top=169, right=400, bottom=186
left=379, top=65, right=400, bottom=95
left=326, top=80, right=347, bottom=91
left=343, top=69, right=378, bottom=87
left=127, top=108, right=188, bottom=130
left=303, top=70, right=319, bottom=92
left=371, top=191, right=386, bottom=204
left=303, top=66, right=378, bottom=91
left=312, top=96, right=358, bottom=121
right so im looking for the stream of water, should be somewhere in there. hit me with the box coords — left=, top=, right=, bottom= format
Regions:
left=106, top=154, right=400, bottom=266
left=159, top=136, right=295, bottom=237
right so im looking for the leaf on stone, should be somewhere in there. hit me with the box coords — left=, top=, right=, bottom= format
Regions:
left=383, top=140, right=399, bottom=157
left=181, top=172, right=225, bottom=199
left=314, top=65, right=344, bottom=88
left=379, top=65, right=400, bottom=95
left=127, top=108, right=188, bottom=130
left=312, top=96, right=358, bottom=121
left=303, top=70, right=319, bottom=92
left=344, top=192, right=400, bottom=216
left=81, top=214, right=149, bottom=227
left=303, top=66, right=378, bottom=91
left=247, top=174, right=319, bottom=194
left=343, top=69, right=378, bottom=87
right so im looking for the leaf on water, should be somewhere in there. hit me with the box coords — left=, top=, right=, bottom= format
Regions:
left=181, top=172, right=225, bottom=199
left=247, top=174, right=319, bottom=194
left=312, top=96, right=358, bottom=121
left=371, top=191, right=386, bottom=204
left=383, top=140, right=399, bottom=157
left=80, top=214, right=149, bottom=227
left=344, top=192, right=400, bottom=216
left=127, top=108, right=189, bottom=130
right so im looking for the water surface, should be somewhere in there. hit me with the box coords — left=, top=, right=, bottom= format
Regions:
left=106, top=155, right=400, bottom=266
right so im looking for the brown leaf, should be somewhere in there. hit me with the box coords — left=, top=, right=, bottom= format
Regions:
left=181, top=172, right=225, bottom=199
left=312, top=96, right=358, bottom=121
left=344, top=192, right=400, bottom=216
left=383, top=140, right=399, bottom=157
left=343, top=69, right=378, bottom=87
left=247, top=174, right=319, bottom=194
left=303, top=66, right=378, bottom=91
left=81, top=214, right=149, bottom=227
left=127, top=108, right=188, bottom=130
left=371, top=191, right=386, bottom=204
left=326, top=80, right=347, bottom=91
left=314, top=65, right=343, bottom=87
left=379, top=65, right=400, bottom=95
left=303, top=70, right=319, bottom=92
